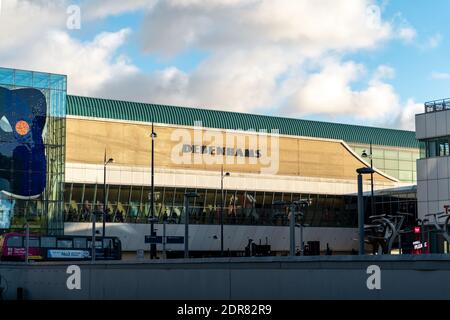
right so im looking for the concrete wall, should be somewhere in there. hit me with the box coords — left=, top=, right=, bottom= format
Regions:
left=416, top=111, right=450, bottom=220
left=2, top=256, right=450, bottom=300
left=417, top=157, right=450, bottom=220
left=64, top=223, right=359, bottom=252
left=416, top=111, right=450, bottom=140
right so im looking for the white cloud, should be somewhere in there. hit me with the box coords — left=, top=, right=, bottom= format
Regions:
left=0, top=26, right=137, bottom=96
left=139, top=0, right=393, bottom=57
left=285, top=60, right=400, bottom=122
left=397, top=27, right=416, bottom=42
left=431, top=72, right=450, bottom=80
left=0, top=0, right=421, bottom=131
left=395, top=99, right=423, bottom=131
left=81, top=0, right=157, bottom=20
left=373, top=65, right=395, bottom=81
left=0, top=0, right=67, bottom=52
left=427, top=33, right=442, bottom=49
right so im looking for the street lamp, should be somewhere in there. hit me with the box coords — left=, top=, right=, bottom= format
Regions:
left=361, top=140, right=375, bottom=217
left=220, top=166, right=230, bottom=256
left=356, top=166, right=375, bottom=255
left=184, top=191, right=199, bottom=258
left=103, top=151, right=114, bottom=237
left=150, top=122, right=158, bottom=259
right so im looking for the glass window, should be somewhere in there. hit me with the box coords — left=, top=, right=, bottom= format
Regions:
left=428, top=141, right=437, bottom=157
left=372, top=159, right=385, bottom=169
left=371, top=148, right=384, bottom=159
left=7, top=236, right=23, bottom=247
left=438, top=139, right=449, bottom=156
left=84, top=184, right=96, bottom=203
left=399, top=161, right=413, bottom=171
left=41, top=237, right=56, bottom=248
left=88, top=240, right=103, bottom=249
left=273, top=192, right=283, bottom=203
left=385, top=150, right=399, bottom=160
left=399, top=171, right=413, bottom=181
left=14, top=70, right=33, bottom=87
left=384, top=169, right=399, bottom=179
left=57, top=239, right=73, bottom=248
left=28, top=237, right=40, bottom=247
left=385, top=160, right=399, bottom=170
left=255, top=192, right=264, bottom=208
left=71, top=184, right=83, bottom=211
left=33, top=72, right=50, bottom=89
left=0, top=67, right=14, bottom=84
left=103, top=239, right=113, bottom=249
left=399, top=151, right=413, bottom=161
left=74, top=238, right=87, bottom=249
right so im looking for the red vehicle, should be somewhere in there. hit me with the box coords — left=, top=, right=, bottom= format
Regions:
left=0, top=232, right=42, bottom=261
left=0, top=232, right=122, bottom=261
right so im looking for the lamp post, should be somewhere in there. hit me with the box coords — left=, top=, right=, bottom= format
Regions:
left=356, top=167, right=375, bottom=255
left=220, top=166, right=230, bottom=256
left=184, top=191, right=199, bottom=259
left=362, top=141, right=375, bottom=216
left=103, top=151, right=114, bottom=237
left=150, top=123, right=158, bottom=259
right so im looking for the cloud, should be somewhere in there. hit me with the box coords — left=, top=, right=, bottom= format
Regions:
left=0, top=26, right=137, bottom=96
left=395, top=99, right=423, bottom=131
left=0, top=0, right=67, bottom=52
left=81, top=0, right=157, bottom=20
left=397, top=27, right=416, bottom=42
left=139, top=0, right=393, bottom=57
left=431, top=71, right=450, bottom=80
left=284, top=60, right=400, bottom=122
left=426, top=33, right=442, bottom=49
left=0, top=0, right=421, bottom=131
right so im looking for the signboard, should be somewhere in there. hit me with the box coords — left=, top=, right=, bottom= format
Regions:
left=144, top=236, right=184, bottom=244
left=145, top=235, right=162, bottom=244
left=47, top=250, right=90, bottom=259
left=166, top=236, right=184, bottom=244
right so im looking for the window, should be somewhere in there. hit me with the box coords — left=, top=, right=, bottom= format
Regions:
left=74, top=238, right=87, bottom=248
left=57, top=239, right=73, bottom=248
left=7, top=236, right=22, bottom=247
left=28, top=237, right=40, bottom=247
left=41, top=236, right=56, bottom=248
left=103, top=239, right=113, bottom=249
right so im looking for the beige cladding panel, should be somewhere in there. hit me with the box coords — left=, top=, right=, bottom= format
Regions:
left=66, top=118, right=394, bottom=183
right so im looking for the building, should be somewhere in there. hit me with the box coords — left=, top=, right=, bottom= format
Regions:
left=0, top=67, right=420, bottom=256
left=416, top=98, right=450, bottom=220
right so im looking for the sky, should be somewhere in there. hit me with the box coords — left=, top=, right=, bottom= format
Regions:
left=0, top=0, right=449, bottom=131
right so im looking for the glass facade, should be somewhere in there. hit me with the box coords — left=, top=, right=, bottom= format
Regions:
left=349, top=143, right=419, bottom=183
left=64, top=183, right=418, bottom=229
left=64, top=183, right=360, bottom=228
left=0, top=68, right=66, bottom=234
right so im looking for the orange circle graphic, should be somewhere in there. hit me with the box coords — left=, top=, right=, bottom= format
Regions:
left=15, top=120, right=30, bottom=136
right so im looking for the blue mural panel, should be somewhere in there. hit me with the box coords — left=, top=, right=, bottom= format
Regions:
left=0, top=86, right=47, bottom=197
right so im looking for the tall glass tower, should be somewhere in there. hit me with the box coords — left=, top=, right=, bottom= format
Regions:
left=0, top=67, right=66, bottom=234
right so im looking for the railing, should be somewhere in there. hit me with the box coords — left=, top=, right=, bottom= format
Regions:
left=425, top=98, right=450, bottom=113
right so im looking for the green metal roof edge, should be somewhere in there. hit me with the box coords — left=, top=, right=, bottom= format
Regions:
left=66, top=95, right=420, bottom=149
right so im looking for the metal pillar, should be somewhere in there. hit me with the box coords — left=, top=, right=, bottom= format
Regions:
left=163, top=218, right=167, bottom=259
left=25, top=223, right=29, bottom=264
left=91, top=213, right=96, bottom=262
left=150, top=123, right=157, bottom=259
left=184, top=196, right=189, bottom=259
left=290, top=204, right=296, bottom=256
left=357, top=173, right=365, bottom=255
left=370, top=142, right=375, bottom=216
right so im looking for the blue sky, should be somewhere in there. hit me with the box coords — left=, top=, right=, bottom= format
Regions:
left=2, top=0, right=450, bottom=130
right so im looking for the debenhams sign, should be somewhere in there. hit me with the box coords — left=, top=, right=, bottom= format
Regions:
left=170, top=123, right=280, bottom=174
left=182, top=144, right=262, bottom=158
